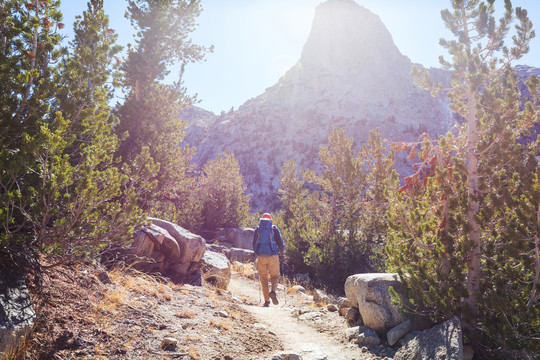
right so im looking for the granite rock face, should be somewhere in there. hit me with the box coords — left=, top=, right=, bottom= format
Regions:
left=0, top=274, right=35, bottom=357
left=186, top=0, right=452, bottom=209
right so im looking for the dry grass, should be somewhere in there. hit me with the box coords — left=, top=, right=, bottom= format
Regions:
left=189, top=345, right=201, bottom=359
left=229, top=310, right=242, bottom=320
left=210, top=318, right=231, bottom=331
left=175, top=309, right=195, bottom=319
left=186, top=335, right=202, bottom=342
left=232, top=261, right=257, bottom=276
left=108, top=266, right=172, bottom=300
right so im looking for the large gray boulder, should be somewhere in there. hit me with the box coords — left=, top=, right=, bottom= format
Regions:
left=200, top=251, right=231, bottom=289
left=394, top=317, right=464, bottom=360
left=221, top=228, right=254, bottom=250
left=227, top=248, right=256, bottom=263
left=103, top=218, right=206, bottom=284
left=0, top=274, right=35, bottom=357
left=149, top=218, right=206, bottom=278
left=344, top=273, right=406, bottom=334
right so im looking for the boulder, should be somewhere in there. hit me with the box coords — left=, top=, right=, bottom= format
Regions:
left=337, top=296, right=354, bottom=310
left=344, top=273, right=405, bottom=334
left=221, top=228, right=255, bottom=250
left=394, top=317, right=463, bottom=360
left=312, top=289, right=331, bottom=304
left=0, top=273, right=35, bottom=357
left=200, top=251, right=231, bottom=289
left=130, top=230, right=155, bottom=258
left=102, top=218, right=206, bottom=284
left=149, top=218, right=206, bottom=267
left=144, top=224, right=181, bottom=262
left=345, top=307, right=361, bottom=327
left=228, top=248, right=256, bottom=263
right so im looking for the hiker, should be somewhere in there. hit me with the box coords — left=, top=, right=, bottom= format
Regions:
left=252, top=213, right=284, bottom=307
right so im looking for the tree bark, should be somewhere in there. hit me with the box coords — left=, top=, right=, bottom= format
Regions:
left=465, top=86, right=481, bottom=315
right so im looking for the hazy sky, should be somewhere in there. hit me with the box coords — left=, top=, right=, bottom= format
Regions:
left=61, top=0, right=540, bottom=114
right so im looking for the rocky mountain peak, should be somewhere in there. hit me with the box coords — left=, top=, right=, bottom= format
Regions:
left=300, top=0, right=406, bottom=77
left=187, top=0, right=454, bottom=209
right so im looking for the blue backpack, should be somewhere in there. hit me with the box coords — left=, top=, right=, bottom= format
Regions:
left=255, top=218, right=278, bottom=256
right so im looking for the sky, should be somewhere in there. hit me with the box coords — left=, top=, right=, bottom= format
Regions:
left=60, top=0, right=540, bottom=115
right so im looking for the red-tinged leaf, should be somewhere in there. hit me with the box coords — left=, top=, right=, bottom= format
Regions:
left=408, top=146, right=417, bottom=162
left=25, top=2, right=34, bottom=10
left=422, top=132, right=429, bottom=139
left=43, top=17, right=51, bottom=30
left=58, top=22, right=65, bottom=29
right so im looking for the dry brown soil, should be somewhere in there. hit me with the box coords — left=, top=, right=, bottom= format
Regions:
left=17, top=261, right=389, bottom=360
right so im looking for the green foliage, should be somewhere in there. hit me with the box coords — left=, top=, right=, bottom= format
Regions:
left=0, top=1, right=153, bottom=266
left=115, top=0, right=212, bottom=214
left=198, top=152, right=250, bottom=231
left=388, top=1, right=539, bottom=356
left=279, top=128, right=397, bottom=288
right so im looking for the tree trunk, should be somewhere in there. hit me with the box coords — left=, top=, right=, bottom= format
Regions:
left=465, top=87, right=481, bottom=315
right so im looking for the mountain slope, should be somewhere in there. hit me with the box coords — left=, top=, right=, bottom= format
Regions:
left=184, top=0, right=538, bottom=210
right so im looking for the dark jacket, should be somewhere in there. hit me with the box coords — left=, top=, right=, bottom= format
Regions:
left=252, top=221, right=284, bottom=255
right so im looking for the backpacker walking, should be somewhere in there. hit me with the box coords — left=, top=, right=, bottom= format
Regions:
left=252, top=213, right=284, bottom=307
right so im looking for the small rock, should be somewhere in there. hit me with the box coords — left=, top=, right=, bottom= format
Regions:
left=326, top=304, right=338, bottom=312
left=288, top=285, right=306, bottom=294
left=299, top=312, right=320, bottom=321
left=298, top=306, right=312, bottom=315
left=281, top=354, right=303, bottom=360
left=355, top=329, right=380, bottom=346
left=253, top=323, right=268, bottom=330
left=387, top=319, right=412, bottom=346
left=96, top=271, right=112, bottom=285
left=161, top=337, right=178, bottom=350
left=344, top=327, right=360, bottom=341
left=293, top=273, right=309, bottom=282
left=345, top=307, right=361, bottom=326
left=218, top=310, right=229, bottom=318
left=313, top=289, right=330, bottom=304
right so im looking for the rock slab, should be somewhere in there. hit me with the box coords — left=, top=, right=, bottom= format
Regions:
left=394, top=317, right=464, bottom=360
left=200, top=251, right=231, bottom=289
left=0, top=274, right=35, bottom=356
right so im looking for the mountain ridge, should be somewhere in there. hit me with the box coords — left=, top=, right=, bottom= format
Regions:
left=181, top=0, right=539, bottom=210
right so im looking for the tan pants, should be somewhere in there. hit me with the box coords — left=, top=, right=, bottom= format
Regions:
left=257, top=255, right=280, bottom=302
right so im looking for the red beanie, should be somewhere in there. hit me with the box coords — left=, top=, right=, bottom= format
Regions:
left=262, top=213, right=272, bottom=220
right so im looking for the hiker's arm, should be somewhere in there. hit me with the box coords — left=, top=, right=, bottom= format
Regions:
left=274, top=226, right=285, bottom=253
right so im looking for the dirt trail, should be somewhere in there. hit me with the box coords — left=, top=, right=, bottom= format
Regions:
left=228, top=274, right=369, bottom=360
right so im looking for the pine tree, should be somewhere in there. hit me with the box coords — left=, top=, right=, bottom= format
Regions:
left=388, top=0, right=539, bottom=355
left=285, top=128, right=396, bottom=287
left=115, top=0, right=211, bottom=211
left=198, top=152, right=250, bottom=231
left=0, top=0, right=154, bottom=266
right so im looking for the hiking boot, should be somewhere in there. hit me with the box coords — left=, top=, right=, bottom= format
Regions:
left=263, top=301, right=270, bottom=307
left=269, top=291, right=279, bottom=305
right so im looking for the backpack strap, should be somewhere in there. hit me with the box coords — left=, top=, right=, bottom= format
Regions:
left=255, top=229, right=261, bottom=255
